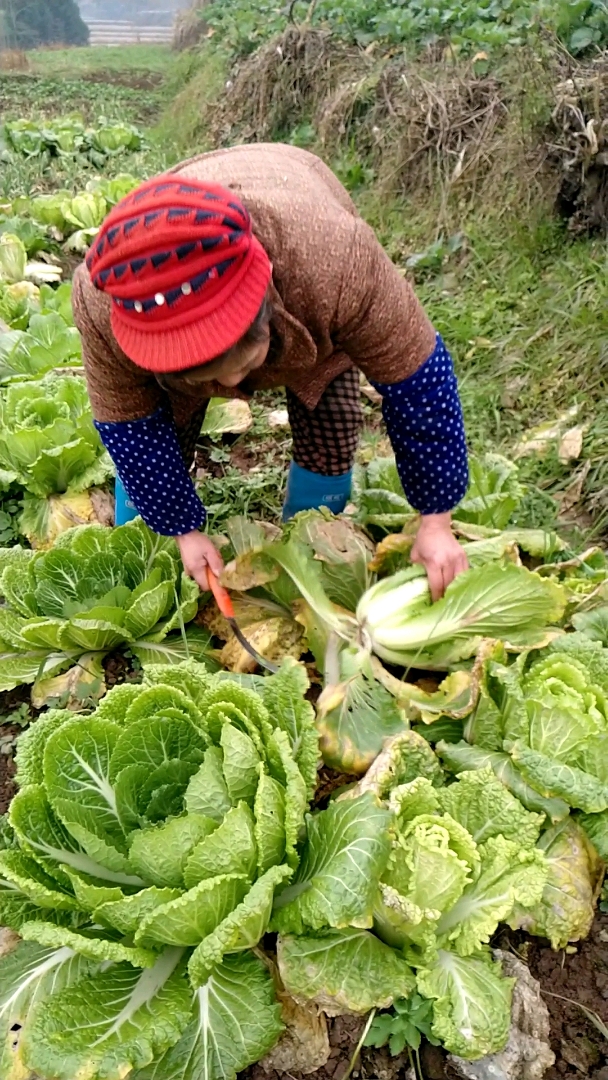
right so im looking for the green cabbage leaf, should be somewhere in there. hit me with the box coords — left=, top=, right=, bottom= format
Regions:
left=0, top=518, right=215, bottom=695
left=508, top=818, right=604, bottom=949
left=416, top=948, right=515, bottom=1060
left=0, top=373, right=110, bottom=545
left=459, top=634, right=608, bottom=820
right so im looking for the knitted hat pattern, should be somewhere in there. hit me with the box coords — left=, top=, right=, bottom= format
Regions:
left=86, top=176, right=272, bottom=372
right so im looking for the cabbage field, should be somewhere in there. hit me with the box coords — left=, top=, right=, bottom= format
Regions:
left=0, top=37, right=607, bottom=1080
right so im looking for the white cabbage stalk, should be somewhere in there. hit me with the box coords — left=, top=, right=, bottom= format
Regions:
left=357, top=566, right=429, bottom=630
left=25, top=260, right=63, bottom=284
left=0, top=234, right=27, bottom=283
left=356, top=562, right=566, bottom=664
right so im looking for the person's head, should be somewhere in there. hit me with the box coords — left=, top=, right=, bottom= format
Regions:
left=86, top=177, right=273, bottom=383
left=158, top=293, right=273, bottom=392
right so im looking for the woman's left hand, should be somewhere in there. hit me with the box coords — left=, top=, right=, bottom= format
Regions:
left=411, top=512, right=469, bottom=602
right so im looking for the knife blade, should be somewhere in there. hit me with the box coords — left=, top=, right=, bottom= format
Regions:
left=207, top=569, right=279, bottom=674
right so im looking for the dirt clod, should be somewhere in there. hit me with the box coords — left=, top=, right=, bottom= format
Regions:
left=423, top=1044, right=449, bottom=1079
left=313, top=766, right=358, bottom=809
left=103, top=652, right=142, bottom=690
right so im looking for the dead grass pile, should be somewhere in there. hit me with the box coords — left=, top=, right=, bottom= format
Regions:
left=210, top=28, right=359, bottom=145
left=173, top=2, right=211, bottom=52
left=0, top=50, right=28, bottom=73
left=330, top=63, right=511, bottom=199
left=207, top=27, right=607, bottom=231
left=549, top=57, right=608, bottom=232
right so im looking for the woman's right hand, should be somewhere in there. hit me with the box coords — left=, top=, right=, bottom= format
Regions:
left=176, top=530, right=225, bottom=592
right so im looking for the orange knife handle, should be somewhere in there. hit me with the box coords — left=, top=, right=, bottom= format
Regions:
left=207, top=570, right=235, bottom=621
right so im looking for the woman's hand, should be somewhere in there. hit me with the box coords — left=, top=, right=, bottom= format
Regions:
left=176, top=530, right=225, bottom=592
left=411, top=512, right=468, bottom=602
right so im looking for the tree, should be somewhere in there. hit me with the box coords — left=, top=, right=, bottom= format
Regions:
left=0, top=0, right=89, bottom=48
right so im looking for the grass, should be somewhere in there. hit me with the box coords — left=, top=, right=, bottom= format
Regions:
left=153, top=46, right=229, bottom=154
left=340, top=179, right=608, bottom=534
left=0, top=45, right=179, bottom=131
left=0, top=45, right=180, bottom=198
left=418, top=218, right=607, bottom=518
left=411, top=218, right=608, bottom=440
left=25, top=44, right=174, bottom=79
left=0, top=74, right=165, bottom=127
left=196, top=394, right=292, bottom=531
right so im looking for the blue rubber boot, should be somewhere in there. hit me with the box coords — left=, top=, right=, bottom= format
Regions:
left=114, top=475, right=138, bottom=526
left=282, top=461, right=352, bottom=522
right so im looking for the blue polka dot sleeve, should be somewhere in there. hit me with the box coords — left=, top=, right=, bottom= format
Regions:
left=95, top=408, right=206, bottom=536
left=369, top=334, right=469, bottom=515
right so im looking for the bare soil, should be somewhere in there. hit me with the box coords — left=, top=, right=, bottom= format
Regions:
left=516, top=916, right=608, bottom=1080
left=0, top=684, right=35, bottom=814
left=0, top=724, right=20, bottom=815
left=313, top=765, right=358, bottom=809
left=103, top=650, right=142, bottom=690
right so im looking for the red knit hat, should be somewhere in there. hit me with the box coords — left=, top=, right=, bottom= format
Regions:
left=86, top=176, right=272, bottom=372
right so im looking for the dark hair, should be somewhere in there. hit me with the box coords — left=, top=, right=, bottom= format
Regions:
left=221, top=294, right=274, bottom=356
left=158, top=295, right=273, bottom=389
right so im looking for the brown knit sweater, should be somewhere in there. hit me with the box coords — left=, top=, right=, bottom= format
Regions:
left=72, top=143, right=436, bottom=427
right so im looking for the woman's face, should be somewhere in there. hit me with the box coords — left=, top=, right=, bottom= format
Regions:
left=172, top=325, right=271, bottom=390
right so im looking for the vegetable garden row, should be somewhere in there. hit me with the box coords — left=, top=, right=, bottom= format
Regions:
left=1, top=109, right=608, bottom=1080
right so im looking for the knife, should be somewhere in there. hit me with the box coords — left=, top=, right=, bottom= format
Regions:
left=207, top=569, right=279, bottom=674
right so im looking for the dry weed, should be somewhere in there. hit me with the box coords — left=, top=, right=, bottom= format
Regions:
left=549, top=57, right=608, bottom=232
left=211, top=28, right=359, bottom=143
left=212, top=28, right=607, bottom=231
left=353, top=65, right=510, bottom=197
left=173, top=1, right=212, bottom=52
left=0, top=50, right=29, bottom=73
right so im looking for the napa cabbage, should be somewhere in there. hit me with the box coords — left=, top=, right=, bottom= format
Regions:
left=0, top=373, right=109, bottom=546
left=440, top=633, right=608, bottom=947
left=0, top=280, right=40, bottom=331
left=277, top=752, right=546, bottom=1062
left=374, top=769, right=547, bottom=1059
left=268, top=517, right=566, bottom=673
left=354, top=453, right=526, bottom=534
left=0, top=310, right=81, bottom=383
left=0, top=660, right=409, bottom=1080
left=4, top=117, right=143, bottom=162
left=0, top=664, right=309, bottom=1080
left=0, top=234, right=27, bottom=284
left=0, top=233, right=61, bottom=286
left=0, top=518, right=214, bottom=697
left=356, top=561, right=566, bottom=669
left=456, top=634, right=608, bottom=815
left=366, top=769, right=547, bottom=965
